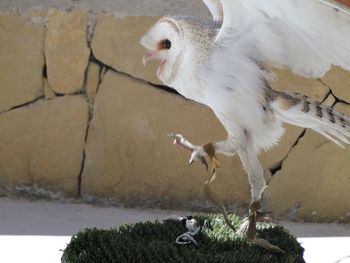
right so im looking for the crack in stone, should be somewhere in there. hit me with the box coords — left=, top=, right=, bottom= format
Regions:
left=42, top=22, right=48, bottom=79
left=0, top=88, right=88, bottom=116
left=42, top=64, right=48, bottom=78
left=75, top=52, right=95, bottom=197
left=0, top=96, right=45, bottom=115
left=89, top=54, right=183, bottom=97
left=53, top=91, right=85, bottom=97
left=99, top=66, right=107, bottom=84
left=331, top=90, right=350, bottom=105
left=77, top=121, right=90, bottom=197
left=81, top=54, right=92, bottom=103
left=268, top=129, right=307, bottom=177
left=319, top=79, right=350, bottom=105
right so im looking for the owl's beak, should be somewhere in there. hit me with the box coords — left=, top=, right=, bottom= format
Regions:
left=143, top=51, right=160, bottom=66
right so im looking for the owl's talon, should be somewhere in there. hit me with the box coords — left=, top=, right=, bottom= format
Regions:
left=168, top=133, right=209, bottom=171
left=200, top=157, right=209, bottom=172
left=189, top=147, right=206, bottom=164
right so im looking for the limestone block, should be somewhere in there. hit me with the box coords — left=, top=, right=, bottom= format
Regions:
left=81, top=71, right=251, bottom=208
left=21, top=9, right=48, bottom=25
left=91, top=15, right=161, bottom=84
left=45, top=9, right=90, bottom=94
left=85, top=62, right=101, bottom=103
left=0, top=96, right=89, bottom=196
left=0, top=13, right=44, bottom=112
left=322, top=66, right=350, bottom=103
left=265, top=103, right=350, bottom=222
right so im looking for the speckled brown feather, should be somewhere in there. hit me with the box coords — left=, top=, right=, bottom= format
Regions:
left=264, top=85, right=350, bottom=131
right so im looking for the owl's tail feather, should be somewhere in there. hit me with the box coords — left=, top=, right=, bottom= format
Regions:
left=270, top=91, right=350, bottom=148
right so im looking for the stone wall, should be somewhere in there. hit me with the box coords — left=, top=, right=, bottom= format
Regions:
left=0, top=2, right=350, bottom=222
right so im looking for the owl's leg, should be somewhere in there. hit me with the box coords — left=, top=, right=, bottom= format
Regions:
left=237, top=144, right=284, bottom=253
left=236, top=142, right=266, bottom=239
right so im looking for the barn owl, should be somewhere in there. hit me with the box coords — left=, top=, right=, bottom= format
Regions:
left=141, top=0, right=350, bottom=239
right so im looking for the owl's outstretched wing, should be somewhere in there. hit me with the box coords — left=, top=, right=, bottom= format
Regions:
left=203, top=0, right=350, bottom=79
left=202, top=0, right=223, bottom=22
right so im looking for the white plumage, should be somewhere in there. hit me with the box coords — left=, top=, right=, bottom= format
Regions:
left=215, top=0, right=350, bottom=78
left=141, top=0, right=350, bottom=229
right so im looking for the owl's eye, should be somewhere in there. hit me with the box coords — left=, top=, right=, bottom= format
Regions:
left=159, top=39, right=171, bottom=50
left=164, top=39, right=172, bottom=49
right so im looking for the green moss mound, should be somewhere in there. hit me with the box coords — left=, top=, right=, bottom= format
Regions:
left=62, top=214, right=305, bottom=263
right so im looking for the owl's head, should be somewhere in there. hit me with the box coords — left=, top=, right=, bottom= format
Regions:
left=140, top=16, right=184, bottom=85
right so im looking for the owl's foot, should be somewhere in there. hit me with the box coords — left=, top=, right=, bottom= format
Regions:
left=247, top=200, right=259, bottom=239
left=236, top=201, right=260, bottom=239
left=168, top=133, right=210, bottom=172
left=237, top=200, right=284, bottom=253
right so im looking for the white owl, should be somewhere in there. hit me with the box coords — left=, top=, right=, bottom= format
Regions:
left=141, top=0, right=350, bottom=241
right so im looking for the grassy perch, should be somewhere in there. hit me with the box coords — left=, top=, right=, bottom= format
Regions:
left=62, top=214, right=305, bottom=263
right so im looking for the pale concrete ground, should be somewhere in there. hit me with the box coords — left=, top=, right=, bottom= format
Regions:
left=0, top=197, right=350, bottom=263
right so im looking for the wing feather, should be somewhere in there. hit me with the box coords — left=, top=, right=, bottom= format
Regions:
left=214, top=0, right=350, bottom=78
left=202, top=0, right=224, bottom=22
